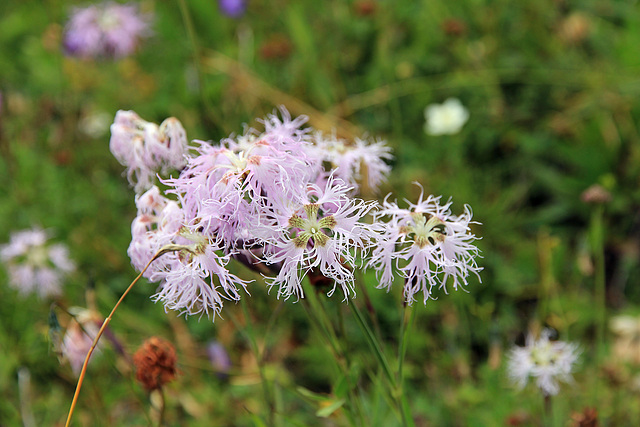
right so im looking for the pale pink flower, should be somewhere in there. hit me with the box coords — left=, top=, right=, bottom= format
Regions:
left=149, top=230, right=250, bottom=318
left=110, top=110, right=189, bottom=192
left=128, top=187, right=249, bottom=319
left=64, top=1, right=150, bottom=58
left=1, top=227, right=75, bottom=299
left=368, top=185, right=481, bottom=304
left=61, top=307, right=103, bottom=376
left=310, top=132, right=392, bottom=193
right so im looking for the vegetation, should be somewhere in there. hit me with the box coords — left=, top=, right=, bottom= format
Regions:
left=1, top=0, right=639, bottom=425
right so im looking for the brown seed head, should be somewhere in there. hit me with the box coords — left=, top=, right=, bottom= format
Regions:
left=570, top=407, right=598, bottom=427
left=133, top=337, right=178, bottom=391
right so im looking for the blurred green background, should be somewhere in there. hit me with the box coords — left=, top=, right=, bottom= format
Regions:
left=1, top=0, right=640, bottom=425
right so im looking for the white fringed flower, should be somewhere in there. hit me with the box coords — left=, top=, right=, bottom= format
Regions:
left=507, top=329, right=580, bottom=396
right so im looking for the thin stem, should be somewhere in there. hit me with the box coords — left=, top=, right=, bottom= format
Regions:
left=64, top=249, right=167, bottom=427
left=351, top=302, right=410, bottom=426
left=590, top=205, right=606, bottom=400
left=150, top=388, right=165, bottom=427
left=397, top=304, right=417, bottom=426
left=301, top=293, right=362, bottom=427
left=349, top=280, right=414, bottom=426
left=543, top=393, right=553, bottom=427
left=350, top=301, right=394, bottom=385
left=177, top=0, right=219, bottom=129
left=316, top=294, right=368, bottom=426
left=237, top=297, right=278, bottom=427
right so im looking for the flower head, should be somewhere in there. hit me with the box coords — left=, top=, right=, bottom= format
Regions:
left=218, top=0, right=247, bottom=18
left=256, top=175, right=380, bottom=300
left=368, top=186, right=481, bottom=304
left=64, top=1, right=151, bottom=58
left=127, top=186, right=249, bottom=319
left=110, top=110, right=189, bottom=192
left=310, top=132, right=392, bottom=193
left=424, top=98, right=469, bottom=136
left=507, top=329, right=580, bottom=396
left=1, top=227, right=75, bottom=299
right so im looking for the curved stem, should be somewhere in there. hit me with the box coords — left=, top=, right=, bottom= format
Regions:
left=64, top=249, right=167, bottom=427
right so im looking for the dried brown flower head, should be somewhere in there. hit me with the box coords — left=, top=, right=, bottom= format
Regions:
left=133, top=337, right=178, bottom=391
left=570, top=407, right=598, bottom=427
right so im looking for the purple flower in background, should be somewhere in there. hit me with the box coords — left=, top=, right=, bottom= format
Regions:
left=218, top=0, right=247, bottom=18
left=207, top=341, right=231, bottom=378
left=0, top=227, right=75, bottom=299
left=64, top=1, right=150, bottom=58
left=61, top=307, right=103, bottom=375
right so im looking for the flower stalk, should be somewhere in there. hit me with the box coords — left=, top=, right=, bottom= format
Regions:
left=64, top=248, right=170, bottom=427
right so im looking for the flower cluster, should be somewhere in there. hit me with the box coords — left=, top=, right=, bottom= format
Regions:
left=110, top=107, right=481, bottom=320
left=507, top=329, right=580, bottom=396
left=0, top=227, right=75, bottom=299
left=218, top=0, right=247, bottom=18
left=64, top=1, right=150, bottom=59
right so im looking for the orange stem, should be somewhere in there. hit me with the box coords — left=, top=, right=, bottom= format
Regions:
left=64, top=250, right=167, bottom=427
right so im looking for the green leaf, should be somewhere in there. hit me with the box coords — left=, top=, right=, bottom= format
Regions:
left=316, top=399, right=345, bottom=418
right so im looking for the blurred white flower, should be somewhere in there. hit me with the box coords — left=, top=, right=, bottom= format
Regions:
left=424, top=98, right=469, bottom=136
left=507, top=329, right=580, bottom=396
left=79, top=111, right=112, bottom=138
left=0, top=227, right=75, bottom=299
left=610, top=314, right=640, bottom=365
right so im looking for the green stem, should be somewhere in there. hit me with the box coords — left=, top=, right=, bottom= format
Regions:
left=303, top=291, right=365, bottom=427
left=543, top=393, right=554, bottom=427
left=230, top=299, right=278, bottom=427
left=590, top=205, right=606, bottom=398
left=350, top=301, right=413, bottom=426
left=177, top=0, right=219, bottom=128
left=397, top=305, right=417, bottom=426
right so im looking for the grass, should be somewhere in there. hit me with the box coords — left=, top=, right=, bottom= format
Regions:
left=1, top=0, right=640, bottom=425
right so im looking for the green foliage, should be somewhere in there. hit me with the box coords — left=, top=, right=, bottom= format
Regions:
left=1, top=0, right=640, bottom=425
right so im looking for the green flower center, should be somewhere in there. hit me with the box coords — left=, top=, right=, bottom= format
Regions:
left=288, top=203, right=337, bottom=248
left=401, top=213, right=447, bottom=248
left=531, top=343, right=558, bottom=367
